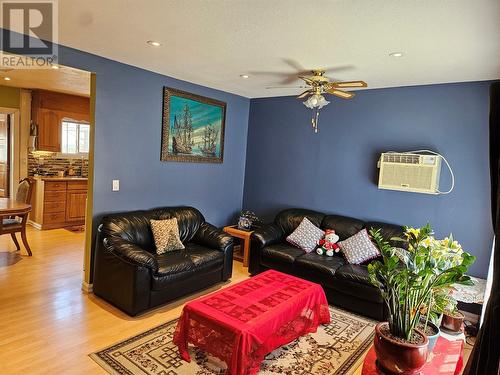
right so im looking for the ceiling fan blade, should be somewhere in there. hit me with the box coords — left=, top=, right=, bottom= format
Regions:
left=327, top=88, right=356, bottom=99
left=331, top=81, right=367, bottom=88
left=299, top=76, right=314, bottom=84
left=266, top=85, right=308, bottom=89
left=322, top=65, right=355, bottom=74
left=282, top=58, right=306, bottom=72
left=297, top=90, right=312, bottom=99
left=281, top=75, right=303, bottom=85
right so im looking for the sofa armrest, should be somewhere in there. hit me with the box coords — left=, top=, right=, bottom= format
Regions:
left=251, top=223, right=285, bottom=248
left=193, top=222, right=233, bottom=281
left=193, top=222, right=234, bottom=253
left=103, top=236, right=159, bottom=273
left=248, top=223, right=285, bottom=275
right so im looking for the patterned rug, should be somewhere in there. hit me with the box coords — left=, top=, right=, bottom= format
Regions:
left=90, top=306, right=376, bottom=375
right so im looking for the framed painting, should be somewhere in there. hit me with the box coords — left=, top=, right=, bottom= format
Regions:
left=161, top=87, right=226, bottom=163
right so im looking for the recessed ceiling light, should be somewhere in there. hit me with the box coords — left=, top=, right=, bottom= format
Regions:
left=4, top=77, right=11, bottom=81
left=240, top=74, right=249, bottom=79
left=389, top=52, right=404, bottom=58
left=146, top=40, right=162, bottom=47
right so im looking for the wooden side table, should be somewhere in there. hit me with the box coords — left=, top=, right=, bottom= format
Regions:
left=223, top=225, right=253, bottom=267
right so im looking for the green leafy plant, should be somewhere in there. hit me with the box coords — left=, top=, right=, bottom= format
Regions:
left=368, top=224, right=475, bottom=341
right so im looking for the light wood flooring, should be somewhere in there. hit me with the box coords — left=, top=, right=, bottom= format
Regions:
left=0, top=227, right=472, bottom=374
left=0, top=227, right=249, bottom=374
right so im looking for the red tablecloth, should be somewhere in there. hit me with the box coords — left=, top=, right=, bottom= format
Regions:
left=173, top=270, right=330, bottom=375
left=362, top=336, right=464, bottom=375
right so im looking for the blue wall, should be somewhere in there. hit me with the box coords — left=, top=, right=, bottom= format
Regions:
left=243, top=81, right=493, bottom=278
left=57, top=46, right=250, bottom=227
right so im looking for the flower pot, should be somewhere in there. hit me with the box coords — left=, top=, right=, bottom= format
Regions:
left=418, top=319, right=440, bottom=353
left=374, top=322, right=429, bottom=374
left=441, top=311, right=464, bottom=333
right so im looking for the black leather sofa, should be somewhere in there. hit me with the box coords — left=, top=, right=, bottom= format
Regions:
left=249, top=208, right=404, bottom=320
left=93, top=206, right=233, bottom=316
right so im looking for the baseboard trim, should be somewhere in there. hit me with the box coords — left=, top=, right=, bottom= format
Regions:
left=28, top=220, right=42, bottom=230
left=82, top=281, right=93, bottom=293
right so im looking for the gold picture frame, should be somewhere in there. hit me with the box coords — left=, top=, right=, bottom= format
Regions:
left=161, top=87, right=226, bottom=163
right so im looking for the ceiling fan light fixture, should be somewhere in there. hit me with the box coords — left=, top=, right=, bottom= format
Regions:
left=303, top=94, right=329, bottom=109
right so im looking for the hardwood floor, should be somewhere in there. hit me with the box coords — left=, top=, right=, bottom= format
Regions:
left=0, top=227, right=249, bottom=374
left=0, top=227, right=473, bottom=374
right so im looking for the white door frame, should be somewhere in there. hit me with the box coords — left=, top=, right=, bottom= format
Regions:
left=0, top=106, right=20, bottom=197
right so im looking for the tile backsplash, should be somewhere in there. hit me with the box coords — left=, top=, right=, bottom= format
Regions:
left=28, top=151, right=89, bottom=177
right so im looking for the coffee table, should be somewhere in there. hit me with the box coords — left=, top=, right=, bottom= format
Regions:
left=173, top=270, right=330, bottom=375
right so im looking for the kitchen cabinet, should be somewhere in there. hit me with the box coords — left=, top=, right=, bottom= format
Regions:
left=36, top=109, right=60, bottom=152
left=31, top=90, right=90, bottom=152
left=31, top=178, right=87, bottom=229
left=66, top=182, right=87, bottom=222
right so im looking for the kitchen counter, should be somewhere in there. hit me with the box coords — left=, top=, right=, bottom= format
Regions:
left=30, top=177, right=88, bottom=230
left=33, top=176, right=88, bottom=181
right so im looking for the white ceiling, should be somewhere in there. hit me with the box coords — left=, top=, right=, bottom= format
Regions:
left=54, top=0, right=500, bottom=98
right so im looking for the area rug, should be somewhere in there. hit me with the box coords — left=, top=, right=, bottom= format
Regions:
left=90, top=306, right=376, bottom=375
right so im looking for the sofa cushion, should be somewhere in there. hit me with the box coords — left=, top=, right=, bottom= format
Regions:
left=365, top=221, right=406, bottom=248
left=150, top=218, right=185, bottom=254
left=184, top=242, right=224, bottom=268
left=286, top=217, right=324, bottom=252
left=155, top=250, right=194, bottom=276
left=100, top=210, right=156, bottom=251
left=338, top=229, right=380, bottom=264
left=151, top=206, right=205, bottom=243
left=332, top=264, right=382, bottom=303
left=321, top=214, right=365, bottom=241
left=261, top=243, right=305, bottom=264
left=335, top=264, right=372, bottom=285
left=152, top=246, right=223, bottom=291
left=274, top=208, right=325, bottom=235
left=295, top=252, right=345, bottom=277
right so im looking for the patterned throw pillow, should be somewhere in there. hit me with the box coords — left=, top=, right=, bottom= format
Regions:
left=338, top=229, right=380, bottom=264
left=150, top=218, right=185, bottom=254
left=286, top=217, right=325, bottom=252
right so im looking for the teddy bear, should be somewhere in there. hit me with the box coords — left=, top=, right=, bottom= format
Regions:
left=317, top=229, right=340, bottom=256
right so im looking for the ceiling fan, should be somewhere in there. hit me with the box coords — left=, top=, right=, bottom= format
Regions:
left=287, top=69, right=367, bottom=133
left=296, top=69, right=367, bottom=101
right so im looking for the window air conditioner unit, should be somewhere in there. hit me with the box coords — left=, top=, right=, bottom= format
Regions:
left=378, top=152, right=442, bottom=194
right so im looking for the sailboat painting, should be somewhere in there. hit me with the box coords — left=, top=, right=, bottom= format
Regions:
left=161, top=87, right=226, bottom=163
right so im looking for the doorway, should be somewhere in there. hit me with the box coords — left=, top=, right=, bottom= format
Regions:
left=0, top=65, right=94, bottom=291
left=0, top=113, right=10, bottom=197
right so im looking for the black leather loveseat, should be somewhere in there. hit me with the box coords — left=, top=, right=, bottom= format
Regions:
left=93, top=206, right=233, bottom=316
left=249, top=208, right=404, bottom=320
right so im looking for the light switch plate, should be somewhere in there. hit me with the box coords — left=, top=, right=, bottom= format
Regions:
left=112, top=180, right=120, bottom=191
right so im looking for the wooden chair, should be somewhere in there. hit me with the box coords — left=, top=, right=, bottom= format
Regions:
left=0, top=177, right=35, bottom=256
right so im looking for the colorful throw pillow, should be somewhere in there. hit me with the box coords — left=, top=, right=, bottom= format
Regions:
left=150, top=218, right=185, bottom=254
left=286, top=217, right=325, bottom=252
left=338, top=229, right=380, bottom=264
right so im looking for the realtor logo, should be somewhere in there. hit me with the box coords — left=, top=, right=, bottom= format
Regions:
left=0, top=0, right=58, bottom=67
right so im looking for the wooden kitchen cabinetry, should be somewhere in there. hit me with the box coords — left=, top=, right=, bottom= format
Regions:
left=31, top=90, right=90, bottom=152
left=31, top=178, right=88, bottom=229
left=36, top=109, right=61, bottom=152
left=66, top=181, right=87, bottom=223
